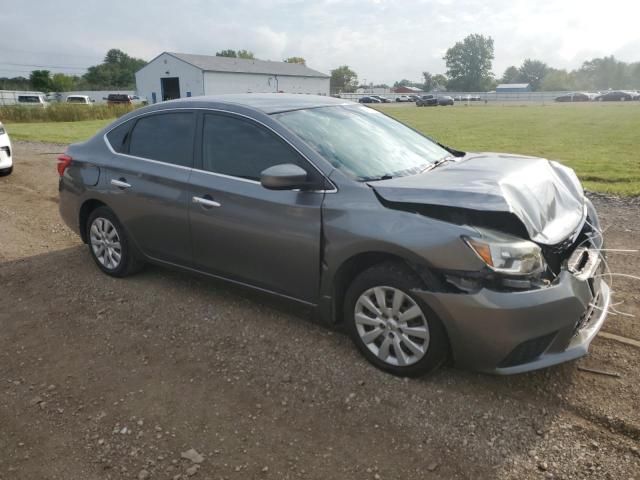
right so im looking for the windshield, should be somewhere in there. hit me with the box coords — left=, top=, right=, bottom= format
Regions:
left=275, top=105, right=451, bottom=180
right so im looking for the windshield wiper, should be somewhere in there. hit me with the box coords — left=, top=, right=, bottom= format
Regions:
left=421, top=156, right=456, bottom=174
left=360, top=173, right=394, bottom=182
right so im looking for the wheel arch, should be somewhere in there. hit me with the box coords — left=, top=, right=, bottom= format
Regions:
left=78, top=199, right=108, bottom=243
left=328, top=251, right=439, bottom=326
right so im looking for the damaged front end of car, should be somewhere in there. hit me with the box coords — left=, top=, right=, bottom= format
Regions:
left=367, top=155, right=611, bottom=374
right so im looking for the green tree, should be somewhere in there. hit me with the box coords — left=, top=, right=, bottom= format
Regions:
left=83, top=49, right=146, bottom=88
left=237, top=49, right=255, bottom=59
left=330, top=65, right=358, bottom=93
left=576, top=56, right=627, bottom=90
left=518, top=59, right=548, bottom=91
left=540, top=69, right=575, bottom=91
left=422, top=72, right=434, bottom=91
left=432, top=74, right=448, bottom=91
left=444, top=34, right=494, bottom=91
left=50, top=73, right=76, bottom=92
left=0, top=76, right=31, bottom=90
left=500, top=66, right=520, bottom=84
left=30, top=70, right=51, bottom=91
left=216, top=49, right=237, bottom=57
left=393, top=79, right=412, bottom=87
left=284, top=56, right=306, bottom=65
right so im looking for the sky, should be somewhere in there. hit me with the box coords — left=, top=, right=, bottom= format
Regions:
left=1, top=0, right=639, bottom=84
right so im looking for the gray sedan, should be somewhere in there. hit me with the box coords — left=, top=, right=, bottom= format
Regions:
left=58, top=94, right=609, bottom=376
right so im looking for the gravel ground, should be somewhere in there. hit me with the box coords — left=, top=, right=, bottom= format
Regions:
left=1, top=141, right=639, bottom=480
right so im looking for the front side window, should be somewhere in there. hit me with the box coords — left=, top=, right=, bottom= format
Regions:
left=275, top=105, right=451, bottom=181
left=128, top=112, right=195, bottom=167
left=201, top=113, right=304, bottom=181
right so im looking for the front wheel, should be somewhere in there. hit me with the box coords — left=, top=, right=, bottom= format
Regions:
left=0, top=166, right=12, bottom=176
left=344, top=263, right=449, bottom=377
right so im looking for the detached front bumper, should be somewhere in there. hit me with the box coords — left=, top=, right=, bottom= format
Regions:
left=414, top=255, right=610, bottom=374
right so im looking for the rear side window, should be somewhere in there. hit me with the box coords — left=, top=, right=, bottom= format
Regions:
left=201, top=113, right=303, bottom=181
left=129, top=112, right=195, bottom=167
left=18, top=96, right=41, bottom=103
left=106, top=121, right=132, bottom=153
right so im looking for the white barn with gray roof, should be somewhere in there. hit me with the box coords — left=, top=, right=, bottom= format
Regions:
left=135, top=52, right=330, bottom=104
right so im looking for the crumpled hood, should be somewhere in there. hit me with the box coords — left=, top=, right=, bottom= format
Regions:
left=368, top=153, right=586, bottom=245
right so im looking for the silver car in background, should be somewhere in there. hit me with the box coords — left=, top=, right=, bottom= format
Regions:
left=58, top=94, right=609, bottom=376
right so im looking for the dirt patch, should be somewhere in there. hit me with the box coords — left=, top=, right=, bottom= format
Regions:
left=1, top=141, right=639, bottom=479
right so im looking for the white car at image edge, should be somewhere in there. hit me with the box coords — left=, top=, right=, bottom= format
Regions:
left=0, top=122, right=13, bottom=175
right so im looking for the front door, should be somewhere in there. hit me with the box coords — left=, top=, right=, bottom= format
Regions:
left=188, top=112, right=325, bottom=303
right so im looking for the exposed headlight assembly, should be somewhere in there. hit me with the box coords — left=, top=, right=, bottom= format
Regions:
left=463, top=236, right=546, bottom=276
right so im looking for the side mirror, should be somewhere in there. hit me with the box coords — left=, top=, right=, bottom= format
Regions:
left=260, top=164, right=308, bottom=190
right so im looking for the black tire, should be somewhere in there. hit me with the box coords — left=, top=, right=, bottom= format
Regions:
left=86, top=206, right=144, bottom=277
left=344, top=262, right=449, bottom=377
left=0, top=166, right=12, bottom=176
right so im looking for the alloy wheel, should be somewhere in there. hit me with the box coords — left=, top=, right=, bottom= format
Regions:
left=354, top=286, right=430, bottom=366
left=90, top=217, right=122, bottom=270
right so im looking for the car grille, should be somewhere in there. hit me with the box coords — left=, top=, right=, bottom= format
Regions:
left=542, top=219, right=595, bottom=275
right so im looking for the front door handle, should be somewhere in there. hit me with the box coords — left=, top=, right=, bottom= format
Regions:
left=192, top=195, right=221, bottom=208
left=111, top=178, right=131, bottom=189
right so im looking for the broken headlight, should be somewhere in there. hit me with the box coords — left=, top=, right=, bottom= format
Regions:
left=463, top=236, right=546, bottom=276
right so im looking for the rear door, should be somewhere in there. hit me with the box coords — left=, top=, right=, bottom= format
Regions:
left=188, top=111, right=325, bottom=303
left=103, top=110, right=195, bottom=265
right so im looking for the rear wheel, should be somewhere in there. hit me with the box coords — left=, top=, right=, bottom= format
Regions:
left=0, top=166, right=12, bottom=176
left=344, top=262, right=449, bottom=377
left=86, top=206, right=144, bottom=277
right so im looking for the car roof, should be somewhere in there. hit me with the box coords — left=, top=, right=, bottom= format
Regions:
left=158, top=94, right=353, bottom=114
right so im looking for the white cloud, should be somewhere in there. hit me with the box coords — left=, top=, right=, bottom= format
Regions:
left=0, top=0, right=638, bottom=84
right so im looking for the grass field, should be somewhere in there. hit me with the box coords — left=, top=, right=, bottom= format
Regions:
left=5, top=103, right=640, bottom=195
left=378, top=103, right=640, bottom=196
left=6, top=120, right=111, bottom=144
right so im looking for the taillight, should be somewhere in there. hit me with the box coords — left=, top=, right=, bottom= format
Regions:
left=57, top=154, right=72, bottom=177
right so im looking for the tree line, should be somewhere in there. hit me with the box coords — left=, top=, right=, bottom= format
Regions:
left=331, top=34, right=640, bottom=93
left=2, top=42, right=637, bottom=94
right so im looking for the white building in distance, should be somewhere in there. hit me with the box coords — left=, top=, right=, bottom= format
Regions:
left=135, top=52, right=330, bottom=103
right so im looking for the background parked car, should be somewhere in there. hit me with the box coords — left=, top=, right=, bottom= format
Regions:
left=0, top=121, right=13, bottom=176
left=370, top=95, right=391, bottom=103
left=408, top=95, right=421, bottom=102
left=105, top=94, right=133, bottom=106
left=438, top=95, right=455, bottom=106
left=594, top=91, right=639, bottom=102
left=416, top=95, right=438, bottom=107
left=395, top=95, right=411, bottom=102
left=17, top=94, right=47, bottom=107
left=555, top=92, right=593, bottom=102
left=358, top=96, right=382, bottom=104
left=66, top=95, right=94, bottom=105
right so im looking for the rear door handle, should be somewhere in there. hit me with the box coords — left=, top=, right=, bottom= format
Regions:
left=111, top=178, right=131, bottom=189
left=192, top=195, right=221, bottom=208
